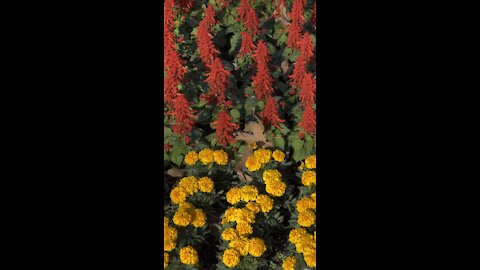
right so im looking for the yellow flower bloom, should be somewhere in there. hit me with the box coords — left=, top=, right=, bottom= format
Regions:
left=222, top=248, right=241, bottom=268
left=164, top=240, right=176, bottom=252
left=173, top=210, right=192, bottom=227
left=304, top=252, right=316, bottom=268
left=265, top=180, right=286, bottom=197
left=164, top=217, right=169, bottom=227
left=236, top=222, right=253, bottom=236
left=245, top=155, right=262, bottom=171
left=164, top=252, right=169, bottom=269
left=221, top=217, right=229, bottom=225
left=170, top=187, right=188, bottom=204
left=248, top=237, right=266, bottom=257
left=299, top=161, right=305, bottom=170
left=184, top=151, right=198, bottom=165
left=245, top=201, right=261, bottom=213
left=213, top=150, right=228, bottom=165
left=179, top=246, right=199, bottom=265
left=296, top=197, right=315, bottom=213
left=234, top=208, right=255, bottom=224
left=296, top=236, right=316, bottom=255
left=178, top=176, right=198, bottom=196
left=262, top=169, right=282, bottom=185
left=226, top=187, right=242, bottom=205
left=255, top=194, right=274, bottom=213
left=272, top=149, right=285, bottom=162
left=230, top=237, right=249, bottom=256
left=305, top=155, right=316, bottom=169
left=240, top=185, right=258, bottom=202
left=198, top=148, right=214, bottom=165
left=221, top=228, right=239, bottom=241
left=297, top=209, right=316, bottom=227
left=282, top=256, right=296, bottom=270
left=251, top=142, right=257, bottom=149
left=314, top=231, right=316, bottom=241
left=224, top=207, right=237, bottom=222
left=289, top=227, right=308, bottom=244
left=301, top=170, right=316, bottom=186
left=198, top=176, right=214, bottom=193
left=310, top=192, right=316, bottom=205
left=253, top=148, right=271, bottom=163
left=178, top=202, right=195, bottom=212
left=191, top=208, right=207, bottom=228
left=164, top=226, right=178, bottom=242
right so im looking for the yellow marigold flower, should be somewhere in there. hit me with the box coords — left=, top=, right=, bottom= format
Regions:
left=298, top=209, right=316, bottom=227
left=178, top=202, right=195, bottom=212
left=173, top=210, right=192, bottom=227
left=221, top=228, right=239, bottom=241
left=191, top=208, right=206, bottom=228
left=234, top=208, right=255, bottom=224
left=226, top=187, right=242, bottom=205
left=164, top=217, right=169, bottom=227
left=164, top=252, right=169, bottom=269
left=255, top=194, right=274, bottom=213
left=230, top=237, right=249, bottom=256
left=272, top=149, right=285, bottom=162
left=301, top=170, right=316, bottom=186
left=221, top=217, right=229, bottom=225
left=164, top=240, right=176, bottom=252
left=164, top=226, right=178, bottom=242
left=184, top=151, right=198, bottom=165
left=213, top=149, right=228, bottom=165
left=245, top=201, right=261, bottom=213
left=251, top=142, right=257, bottom=149
left=253, top=148, right=271, bottom=164
left=296, top=238, right=316, bottom=255
left=198, top=176, right=214, bottom=193
left=198, top=148, right=214, bottom=165
left=310, top=192, right=316, bottom=205
left=222, top=248, right=241, bottom=268
left=178, top=176, right=198, bottom=196
left=282, top=256, right=296, bottom=270
left=289, top=227, right=308, bottom=244
left=305, top=155, right=316, bottom=169
left=304, top=252, right=316, bottom=268
left=314, top=231, right=316, bottom=241
left=296, top=197, right=315, bottom=213
left=240, top=185, right=258, bottom=202
left=248, top=237, right=266, bottom=257
left=179, top=246, right=199, bottom=265
left=263, top=169, right=282, bottom=185
left=170, top=187, right=188, bottom=204
left=225, top=207, right=237, bottom=222
left=265, top=180, right=286, bottom=197
left=236, top=222, right=253, bottom=236
left=245, top=155, right=261, bottom=171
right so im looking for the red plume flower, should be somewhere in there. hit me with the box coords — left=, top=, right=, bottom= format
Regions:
left=237, top=0, right=250, bottom=21
left=289, top=56, right=307, bottom=88
left=289, top=0, right=306, bottom=25
left=299, top=33, right=314, bottom=62
left=299, top=105, right=316, bottom=134
left=164, top=0, right=176, bottom=31
left=202, top=4, right=216, bottom=30
left=167, top=93, right=196, bottom=138
left=196, top=22, right=219, bottom=66
left=177, top=0, right=194, bottom=13
left=286, top=21, right=302, bottom=49
left=299, top=72, right=316, bottom=107
left=204, top=58, right=231, bottom=107
left=212, top=109, right=239, bottom=147
left=252, top=41, right=274, bottom=100
left=239, top=31, right=256, bottom=55
left=237, top=0, right=259, bottom=36
left=260, top=96, right=285, bottom=128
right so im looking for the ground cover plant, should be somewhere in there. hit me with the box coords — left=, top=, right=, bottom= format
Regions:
left=164, top=0, right=316, bottom=269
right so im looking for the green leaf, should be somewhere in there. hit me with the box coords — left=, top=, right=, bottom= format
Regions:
left=230, top=109, right=241, bottom=122
left=273, top=137, right=285, bottom=150
left=288, top=50, right=301, bottom=62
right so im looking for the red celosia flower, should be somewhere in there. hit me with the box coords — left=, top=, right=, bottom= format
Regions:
left=260, top=96, right=285, bottom=128
left=237, top=0, right=250, bottom=21
left=289, top=56, right=307, bottom=88
left=164, top=143, right=172, bottom=152
left=212, top=109, right=239, bottom=147
left=239, top=32, right=256, bottom=55
left=287, top=21, right=302, bottom=49
left=167, top=94, right=196, bottom=138
left=202, top=4, right=216, bottom=30
left=196, top=22, right=219, bottom=66
left=237, top=0, right=259, bottom=36
left=299, top=33, right=314, bottom=62
left=204, top=58, right=231, bottom=106
left=298, top=105, right=316, bottom=134
left=299, top=72, right=316, bottom=107
left=289, top=0, right=306, bottom=25
left=252, top=41, right=274, bottom=100
left=164, top=0, right=176, bottom=31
